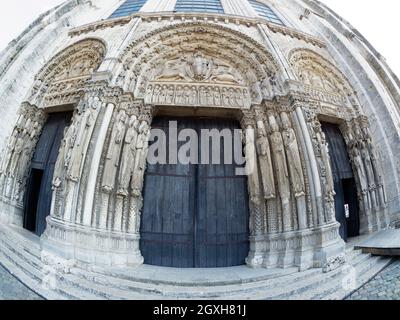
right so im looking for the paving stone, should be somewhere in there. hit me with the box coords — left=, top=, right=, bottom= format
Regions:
left=347, top=259, right=400, bottom=300
left=0, top=264, right=42, bottom=300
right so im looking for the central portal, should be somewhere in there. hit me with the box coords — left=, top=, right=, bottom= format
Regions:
left=140, top=117, right=250, bottom=268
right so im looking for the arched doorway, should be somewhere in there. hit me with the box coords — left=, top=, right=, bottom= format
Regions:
left=321, top=122, right=360, bottom=241
left=140, top=117, right=250, bottom=268
left=23, top=111, right=72, bottom=236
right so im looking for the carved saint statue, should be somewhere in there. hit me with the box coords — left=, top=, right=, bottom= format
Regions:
left=102, top=109, right=128, bottom=191
left=351, top=145, right=369, bottom=198
left=269, top=115, right=291, bottom=231
left=199, top=86, right=207, bottom=105
left=189, top=86, right=197, bottom=105
left=360, top=141, right=376, bottom=190
left=281, top=112, right=305, bottom=198
left=131, top=121, right=151, bottom=197
left=9, top=134, right=25, bottom=177
left=52, top=127, right=69, bottom=189
left=314, top=121, right=335, bottom=195
left=68, top=96, right=100, bottom=182
left=175, top=86, right=184, bottom=105
left=256, top=121, right=276, bottom=200
left=117, top=115, right=140, bottom=196
left=213, top=87, right=221, bottom=106
left=0, top=130, right=18, bottom=174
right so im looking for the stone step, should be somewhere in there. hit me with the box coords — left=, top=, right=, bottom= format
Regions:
left=81, top=263, right=300, bottom=287
left=0, top=237, right=97, bottom=300
left=0, top=225, right=42, bottom=266
left=69, top=264, right=324, bottom=299
left=346, top=248, right=364, bottom=261
left=240, top=250, right=372, bottom=300
left=0, top=247, right=64, bottom=300
left=324, top=256, right=392, bottom=300
left=0, top=221, right=392, bottom=300
left=294, top=255, right=384, bottom=300
left=0, top=233, right=44, bottom=273
left=57, top=271, right=166, bottom=300
left=0, top=224, right=41, bottom=257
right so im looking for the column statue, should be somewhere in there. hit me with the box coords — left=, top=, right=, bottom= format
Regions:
left=281, top=112, right=305, bottom=198
left=102, top=109, right=128, bottom=191
left=269, top=115, right=292, bottom=232
left=256, top=121, right=275, bottom=200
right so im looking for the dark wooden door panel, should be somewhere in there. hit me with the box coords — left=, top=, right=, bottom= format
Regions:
left=141, top=118, right=196, bottom=267
left=141, top=117, right=249, bottom=268
left=196, top=119, right=249, bottom=268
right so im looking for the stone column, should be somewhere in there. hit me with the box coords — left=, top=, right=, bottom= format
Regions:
left=280, top=111, right=307, bottom=230
left=63, top=92, right=103, bottom=223
left=241, top=111, right=265, bottom=268
left=255, top=119, right=278, bottom=234
left=125, top=105, right=153, bottom=264
left=269, top=114, right=292, bottom=232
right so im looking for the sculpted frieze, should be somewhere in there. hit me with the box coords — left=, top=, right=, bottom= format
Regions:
left=145, top=82, right=251, bottom=109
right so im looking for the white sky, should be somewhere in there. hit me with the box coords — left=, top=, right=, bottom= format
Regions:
left=0, top=0, right=399, bottom=76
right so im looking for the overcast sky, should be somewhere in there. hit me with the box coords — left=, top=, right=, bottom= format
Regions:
left=0, top=0, right=399, bottom=76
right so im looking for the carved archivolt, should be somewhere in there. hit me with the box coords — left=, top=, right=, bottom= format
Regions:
left=0, top=103, right=47, bottom=206
left=29, top=39, right=106, bottom=108
left=289, top=49, right=356, bottom=109
left=114, top=22, right=283, bottom=108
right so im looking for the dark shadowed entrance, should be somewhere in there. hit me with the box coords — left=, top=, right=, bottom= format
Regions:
left=23, top=111, right=72, bottom=236
left=140, top=117, right=250, bottom=268
left=322, top=122, right=360, bottom=241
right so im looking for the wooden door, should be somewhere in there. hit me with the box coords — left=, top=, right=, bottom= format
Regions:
left=321, top=122, right=360, bottom=241
left=140, top=117, right=249, bottom=268
left=23, top=111, right=72, bottom=236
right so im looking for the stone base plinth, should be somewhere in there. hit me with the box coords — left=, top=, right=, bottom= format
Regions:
left=41, top=217, right=144, bottom=267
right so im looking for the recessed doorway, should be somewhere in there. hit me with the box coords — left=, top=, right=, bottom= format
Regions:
left=140, top=117, right=250, bottom=268
left=322, top=122, right=360, bottom=241
left=23, top=111, right=72, bottom=236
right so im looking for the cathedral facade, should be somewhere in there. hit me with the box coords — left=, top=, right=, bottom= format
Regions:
left=0, top=0, right=399, bottom=299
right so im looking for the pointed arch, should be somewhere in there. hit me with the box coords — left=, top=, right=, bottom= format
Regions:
left=29, top=38, right=107, bottom=108
left=114, top=22, right=284, bottom=107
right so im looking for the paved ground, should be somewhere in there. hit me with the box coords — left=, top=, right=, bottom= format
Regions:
left=347, top=259, right=400, bottom=300
left=0, top=264, right=42, bottom=300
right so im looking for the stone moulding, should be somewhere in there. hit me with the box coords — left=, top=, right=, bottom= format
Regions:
left=68, top=12, right=326, bottom=49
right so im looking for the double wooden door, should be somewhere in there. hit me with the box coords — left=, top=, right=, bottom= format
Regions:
left=24, top=111, right=72, bottom=236
left=322, top=122, right=360, bottom=241
left=140, top=117, right=250, bottom=268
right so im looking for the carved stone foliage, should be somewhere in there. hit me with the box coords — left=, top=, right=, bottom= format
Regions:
left=29, top=39, right=106, bottom=108
left=115, top=22, right=282, bottom=107
left=289, top=49, right=356, bottom=109
left=0, top=103, right=47, bottom=204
